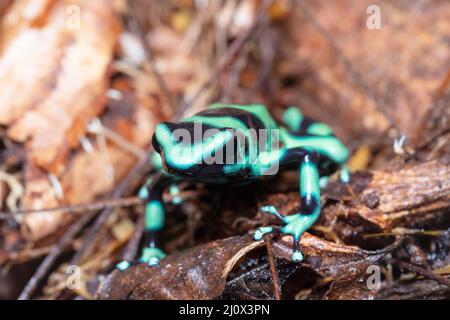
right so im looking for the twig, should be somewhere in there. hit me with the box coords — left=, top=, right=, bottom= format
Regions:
left=431, top=67, right=450, bottom=103
left=364, top=228, right=447, bottom=239
left=18, top=210, right=97, bottom=300
left=174, top=0, right=271, bottom=120
left=0, top=196, right=143, bottom=219
left=127, top=12, right=177, bottom=113
left=220, top=42, right=251, bottom=103
left=385, top=258, right=450, bottom=288
left=87, top=120, right=147, bottom=159
left=265, top=237, right=281, bottom=300
left=260, top=199, right=282, bottom=300
left=122, top=209, right=145, bottom=262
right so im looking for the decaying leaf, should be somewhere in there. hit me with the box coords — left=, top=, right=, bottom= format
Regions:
left=273, top=233, right=398, bottom=282
left=0, top=1, right=171, bottom=241
left=0, top=0, right=122, bottom=240
left=96, top=236, right=264, bottom=300
left=97, top=229, right=399, bottom=300
left=222, top=259, right=298, bottom=300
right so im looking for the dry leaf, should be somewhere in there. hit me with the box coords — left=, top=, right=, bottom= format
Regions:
left=0, top=0, right=121, bottom=174
left=96, top=236, right=264, bottom=300
left=273, top=233, right=398, bottom=282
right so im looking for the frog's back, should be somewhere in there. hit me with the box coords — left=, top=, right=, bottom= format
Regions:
left=182, top=103, right=278, bottom=132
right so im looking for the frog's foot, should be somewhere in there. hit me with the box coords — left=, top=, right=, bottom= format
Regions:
left=280, top=214, right=317, bottom=263
left=260, top=205, right=287, bottom=223
left=253, top=226, right=280, bottom=241
left=139, top=247, right=166, bottom=267
left=115, top=247, right=167, bottom=271
left=258, top=205, right=315, bottom=263
left=115, top=260, right=135, bottom=271
left=319, top=176, right=330, bottom=189
left=253, top=205, right=283, bottom=240
left=340, top=166, right=351, bottom=184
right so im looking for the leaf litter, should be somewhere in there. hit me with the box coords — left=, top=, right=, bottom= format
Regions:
left=0, top=0, right=449, bottom=300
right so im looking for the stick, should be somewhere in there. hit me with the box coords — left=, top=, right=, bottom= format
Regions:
left=0, top=197, right=143, bottom=219
left=385, top=258, right=450, bottom=288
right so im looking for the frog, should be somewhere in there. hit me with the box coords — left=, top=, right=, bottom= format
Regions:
left=116, top=103, right=350, bottom=271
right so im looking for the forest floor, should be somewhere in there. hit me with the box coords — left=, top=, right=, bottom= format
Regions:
left=0, top=0, right=449, bottom=300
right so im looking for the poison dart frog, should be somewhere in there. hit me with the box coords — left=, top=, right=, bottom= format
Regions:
left=116, top=103, right=350, bottom=271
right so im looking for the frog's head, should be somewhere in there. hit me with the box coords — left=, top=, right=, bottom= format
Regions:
left=152, top=122, right=240, bottom=177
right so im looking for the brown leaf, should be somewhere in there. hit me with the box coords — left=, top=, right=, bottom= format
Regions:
left=96, top=236, right=264, bottom=300
left=272, top=233, right=398, bottom=282
left=324, top=280, right=376, bottom=300
left=21, top=83, right=163, bottom=240
left=222, top=260, right=298, bottom=300
left=0, top=0, right=121, bottom=174
left=0, top=0, right=122, bottom=241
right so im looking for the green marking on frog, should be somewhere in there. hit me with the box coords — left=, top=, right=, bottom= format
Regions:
left=145, top=200, right=165, bottom=231
left=283, top=106, right=303, bottom=131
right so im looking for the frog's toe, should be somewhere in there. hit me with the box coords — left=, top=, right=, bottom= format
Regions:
left=260, top=205, right=286, bottom=222
left=253, top=226, right=275, bottom=241
left=292, top=250, right=304, bottom=262
left=147, top=256, right=161, bottom=267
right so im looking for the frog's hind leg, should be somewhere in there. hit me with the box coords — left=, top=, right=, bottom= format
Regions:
left=116, top=172, right=174, bottom=271
left=257, top=150, right=321, bottom=263
left=283, top=151, right=321, bottom=262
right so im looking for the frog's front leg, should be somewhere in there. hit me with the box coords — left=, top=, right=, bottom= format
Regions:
left=116, top=172, right=174, bottom=271
left=256, top=150, right=321, bottom=262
